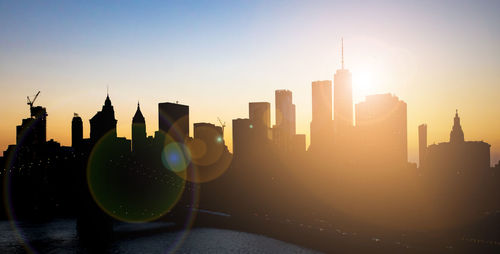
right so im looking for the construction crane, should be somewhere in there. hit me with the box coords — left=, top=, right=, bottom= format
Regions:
left=27, top=91, right=40, bottom=109
left=27, top=91, right=44, bottom=118
left=217, top=117, right=226, bottom=136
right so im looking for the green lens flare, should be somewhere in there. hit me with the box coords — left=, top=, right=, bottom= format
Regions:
left=87, top=132, right=186, bottom=222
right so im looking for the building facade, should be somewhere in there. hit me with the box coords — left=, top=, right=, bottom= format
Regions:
left=355, top=93, right=407, bottom=166
left=132, top=103, right=147, bottom=153
left=72, top=113, right=83, bottom=148
left=249, top=102, right=271, bottom=140
left=90, top=94, right=117, bottom=143
left=158, top=102, right=189, bottom=143
left=310, top=80, right=333, bottom=151
left=425, top=111, right=490, bottom=174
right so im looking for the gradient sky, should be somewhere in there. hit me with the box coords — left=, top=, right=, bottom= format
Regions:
left=1, top=0, right=499, bottom=165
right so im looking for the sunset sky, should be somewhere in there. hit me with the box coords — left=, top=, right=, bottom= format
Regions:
left=1, top=0, right=499, bottom=165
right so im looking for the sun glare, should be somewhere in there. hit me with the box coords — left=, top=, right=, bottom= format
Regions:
left=353, top=70, right=376, bottom=102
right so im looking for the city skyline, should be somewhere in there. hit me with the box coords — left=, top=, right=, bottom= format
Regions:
left=3, top=81, right=495, bottom=166
left=2, top=2, right=500, bottom=252
left=1, top=70, right=499, bottom=166
left=1, top=0, right=500, bottom=165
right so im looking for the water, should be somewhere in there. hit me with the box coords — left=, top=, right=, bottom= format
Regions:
left=0, top=219, right=321, bottom=253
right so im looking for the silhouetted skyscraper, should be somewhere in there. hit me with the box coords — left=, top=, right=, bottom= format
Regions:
left=17, top=94, right=47, bottom=146
left=232, top=118, right=254, bottom=157
left=72, top=113, right=83, bottom=148
left=356, top=93, right=407, bottom=166
left=311, top=81, right=332, bottom=123
left=90, top=94, right=117, bottom=143
left=310, top=80, right=333, bottom=151
left=333, top=38, right=353, bottom=142
left=275, top=90, right=295, bottom=135
left=132, top=102, right=146, bottom=153
left=17, top=111, right=47, bottom=146
left=274, top=90, right=296, bottom=150
left=418, top=124, right=427, bottom=168
left=249, top=102, right=271, bottom=140
left=450, top=110, right=465, bottom=144
left=194, top=123, right=224, bottom=144
left=158, top=102, right=189, bottom=143
left=193, top=122, right=226, bottom=165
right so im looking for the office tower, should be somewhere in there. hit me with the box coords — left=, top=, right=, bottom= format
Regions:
left=90, top=93, right=117, bottom=143
left=249, top=102, right=271, bottom=129
left=193, top=122, right=225, bottom=165
left=310, top=80, right=333, bottom=151
left=158, top=102, right=189, bottom=143
left=426, top=111, right=490, bottom=173
left=249, top=102, right=271, bottom=140
left=274, top=90, right=296, bottom=150
left=194, top=123, right=224, bottom=144
left=232, top=118, right=253, bottom=157
left=450, top=110, right=465, bottom=144
left=333, top=38, right=353, bottom=139
left=355, top=93, right=407, bottom=165
left=72, top=113, right=83, bottom=148
left=132, top=102, right=147, bottom=152
left=275, top=90, right=295, bottom=135
left=418, top=124, right=427, bottom=168
left=312, top=81, right=332, bottom=122
left=16, top=111, right=47, bottom=146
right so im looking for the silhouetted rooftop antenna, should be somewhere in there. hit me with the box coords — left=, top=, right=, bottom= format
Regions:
left=341, top=37, right=344, bottom=70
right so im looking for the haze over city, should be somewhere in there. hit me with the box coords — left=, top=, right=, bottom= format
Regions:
left=3, top=1, right=500, bottom=253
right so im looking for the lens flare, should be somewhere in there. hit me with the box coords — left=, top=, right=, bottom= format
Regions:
left=87, top=131, right=186, bottom=223
left=161, top=142, right=191, bottom=173
left=181, top=138, right=232, bottom=183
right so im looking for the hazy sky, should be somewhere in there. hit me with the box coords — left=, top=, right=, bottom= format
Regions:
left=1, top=0, right=499, bottom=164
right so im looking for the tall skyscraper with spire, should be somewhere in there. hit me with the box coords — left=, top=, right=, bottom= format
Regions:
left=90, top=93, right=117, bottom=143
left=450, top=110, right=465, bottom=143
left=426, top=111, right=490, bottom=172
left=333, top=38, right=353, bottom=141
left=132, top=102, right=146, bottom=153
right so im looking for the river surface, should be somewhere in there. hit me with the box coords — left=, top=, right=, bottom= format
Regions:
left=0, top=219, right=321, bottom=253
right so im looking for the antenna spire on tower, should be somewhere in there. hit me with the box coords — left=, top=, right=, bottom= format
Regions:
left=341, top=37, right=344, bottom=70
